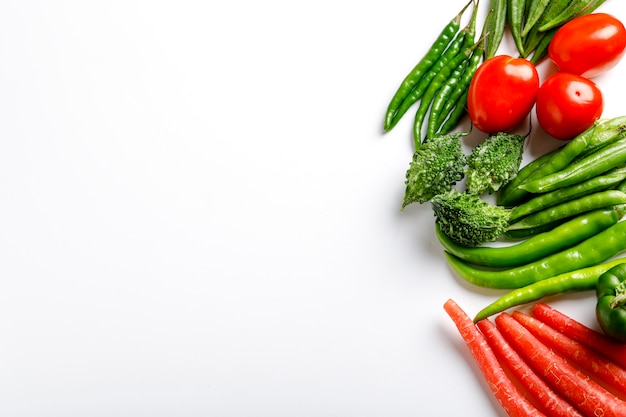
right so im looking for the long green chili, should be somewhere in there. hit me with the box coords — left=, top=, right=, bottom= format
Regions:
left=473, top=258, right=626, bottom=322
left=522, top=138, right=626, bottom=193
left=507, top=190, right=626, bottom=231
left=509, top=167, right=626, bottom=222
left=436, top=208, right=623, bottom=268
left=383, top=1, right=472, bottom=132
left=444, top=219, right=626, bottom=289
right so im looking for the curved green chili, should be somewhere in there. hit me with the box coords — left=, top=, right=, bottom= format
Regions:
left=508, top=190, right=626, bottom=231
left=485, top=0, right=507, bottom=59
left=522, top=138, right=626, bottom=193
left=498, top=117, right=626, bottom=206
left=444, top=219, right=626, bottom=289
left=383, top=1, right=472, bottom=132
left=431, top=15, right=485, bottom=136
left=509, top=167, right=626, bottom=222
left=436, top=208, right=622, bottom=268
left=390, top=6, right=480, bottom=135
left=436, top=90, right=470, bottom=136
left=387, top=29, right=467, bottom=134
left=413, top=42, right=478, bottom=147
left=432, top=48, right=480, bottom=132
left=413, top=4, right=479, bottom=145
left=473, top=258, right=626, bottom=322
left=503, top=220, right=564, bottom=240
left=427, top=58, right=470, bottom=139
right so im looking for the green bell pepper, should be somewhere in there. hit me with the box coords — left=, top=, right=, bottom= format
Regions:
left=596, top=263, right=626, bottom=342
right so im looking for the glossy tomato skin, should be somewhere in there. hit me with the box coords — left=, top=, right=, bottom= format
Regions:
left=467, top=55, right=539, bottom=134
left=535, top=73, right=603, bottom=141
left=549, top=13, right=626, bottom=78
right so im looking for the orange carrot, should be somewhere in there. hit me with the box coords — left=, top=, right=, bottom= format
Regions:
left=476, top=318, right=584, bottom=417
left=443, top=299, right=547, bottom=417
left=531, top=303, right=626, bottom=369
left=496, top=312, right=626, bottom=417
left=512, top=310, right=626, bottom=399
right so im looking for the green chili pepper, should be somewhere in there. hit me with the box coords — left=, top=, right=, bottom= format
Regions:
left=432, top=48, right=481, bottom=134
left=413, top=4, right=480, bottom=146
left=427, top=57, right=470, bottom=139
left=503, top=220, right=563, bottom=240
left=522, top=138, right=626, bottom=193
left=510, top=167, right=626, bottom=222
left=500, top=117, right=626, bottom=206
left=436, top=90, right=470, bottom=136
left=432, top=16, right=486, bottom=136
left=474, top=258, right=626, bottom=322
left=507, top=190, right=626, bottom=231
left=413, top=41, right=479, bottom=147
left=596, top=263, right=626, bottom=342
left=444, top=219, right=626, bottom=289
left=436, top=208, right=623, bottom=268
left=383, top=1, right=472, bottom=132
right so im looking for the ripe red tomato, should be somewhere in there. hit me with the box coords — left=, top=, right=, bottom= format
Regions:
left=535, top=73, right=603, bottom=141
left=549, top=13, right=626, bottom=78
left=467, top=55, right=539, bottom=134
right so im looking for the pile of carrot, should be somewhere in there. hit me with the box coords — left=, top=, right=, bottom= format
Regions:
left=444, top=299, right=626, bottom=417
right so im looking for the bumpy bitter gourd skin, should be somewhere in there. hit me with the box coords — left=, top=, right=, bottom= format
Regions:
left=402, top=133, right=466, bottom=207
left=431, top=189, right=511, bottom=246
left=465, top=132, right=526, bottom=195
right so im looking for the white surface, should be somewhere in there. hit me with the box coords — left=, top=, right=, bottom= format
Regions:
left=2, top=1, right=626, bottom=416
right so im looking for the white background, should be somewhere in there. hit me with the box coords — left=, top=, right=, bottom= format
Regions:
left=2, top=1, right=626, bottom=416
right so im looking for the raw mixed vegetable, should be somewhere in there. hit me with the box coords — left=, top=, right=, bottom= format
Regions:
left=383, top=1, right=626, bottom=416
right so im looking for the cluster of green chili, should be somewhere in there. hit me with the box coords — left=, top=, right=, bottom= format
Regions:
left=383, top=0, right=485, bottom=149
left=487, top=0, right=607, bottom=64
left=433, top=117, right=626, bottom=320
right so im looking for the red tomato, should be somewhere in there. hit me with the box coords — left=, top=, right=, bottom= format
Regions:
left=535, top=73, right=603, bottom=141
left=549, top=13, right=626, bottom=78
left=467, top=55, right=539, bottom=134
